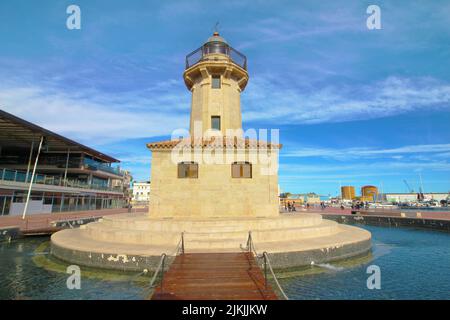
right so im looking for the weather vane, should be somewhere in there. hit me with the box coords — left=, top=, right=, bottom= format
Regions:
left=214, top=21, right=220, bottom=33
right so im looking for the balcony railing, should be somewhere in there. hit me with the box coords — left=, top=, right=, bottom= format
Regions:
left=185, top=45, right=247, bottom=70
left=83, top=158, right=123, bottom=176
left=0, top=168, right=123, bottom=193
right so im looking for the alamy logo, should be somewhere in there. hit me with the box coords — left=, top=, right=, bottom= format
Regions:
left=366, top=5, right=382, bottom=30
left=366, top=265, right=381, bottom=289
left=66, top=5, right=81, bottom=30
left=66, top=265, right=81, bottom=289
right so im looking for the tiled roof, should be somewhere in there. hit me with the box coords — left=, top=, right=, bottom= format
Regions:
left=146, top=136, right=282, bottom=150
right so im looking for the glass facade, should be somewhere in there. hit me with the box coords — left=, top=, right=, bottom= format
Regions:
left=0, top=192, right=125, bottom=216
left=0, top=168, right=119, bottom=192
left=83, top=156, right=122, bottom=175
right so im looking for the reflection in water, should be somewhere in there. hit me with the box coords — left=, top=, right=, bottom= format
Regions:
left=316, top=264, right=345, bottom=272
left=1, top=225, right=450, bottom=300
left=0, top=237, right=149, bottom=300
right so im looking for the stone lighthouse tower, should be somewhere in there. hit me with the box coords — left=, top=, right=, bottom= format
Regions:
left=147, top=32, right=281, bottom=219
left=183, top=31, right=249, bottom=136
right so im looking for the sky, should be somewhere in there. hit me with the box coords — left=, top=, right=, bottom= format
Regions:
left=0, top=0, right=449, bottom=196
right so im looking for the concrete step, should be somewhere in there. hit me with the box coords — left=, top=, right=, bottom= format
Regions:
left=98, top=214, right=324, bottom=233
left=83, top=219, right=339, bottom=245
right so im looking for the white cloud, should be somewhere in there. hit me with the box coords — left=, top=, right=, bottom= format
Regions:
left=242, top=76, right=450, bottom=124
left=280, top=160, right=450, bottom=175
left=231, top=4, right=363, bottom=50
left=0, top=85, right=190, bottom=145
left=283, top=143, right=450, bottom=160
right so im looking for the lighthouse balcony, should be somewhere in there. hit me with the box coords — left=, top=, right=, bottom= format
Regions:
left=185, top=45, right=247, bottom=70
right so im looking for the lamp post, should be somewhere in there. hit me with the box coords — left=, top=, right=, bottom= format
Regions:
left=22, top=136, right=45, bottom=220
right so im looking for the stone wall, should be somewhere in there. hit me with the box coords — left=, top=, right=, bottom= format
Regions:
left=149, top=149, right=279, bottom=218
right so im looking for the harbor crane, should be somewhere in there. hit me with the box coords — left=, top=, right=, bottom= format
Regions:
left=403, top=179, right=414, bottom=193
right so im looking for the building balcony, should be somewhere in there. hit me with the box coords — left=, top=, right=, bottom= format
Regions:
left=82, top=158, right=124, bottom=176
left=0, top=168, right=124, bottom=194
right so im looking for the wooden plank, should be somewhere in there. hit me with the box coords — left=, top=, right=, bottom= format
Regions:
left=150, top=252, right=278, bottom=300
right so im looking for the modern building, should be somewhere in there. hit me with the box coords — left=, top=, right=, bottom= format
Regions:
left=132, top=181, right=151, bottom=205
left=0, top=110, right=129, bottom=216
left=341, top=186, right=355, bottom=200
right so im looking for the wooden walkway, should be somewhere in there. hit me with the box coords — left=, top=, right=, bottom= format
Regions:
left=0, top=208, right=147, bottom=234
left=150, top=252, right=279, bottom=300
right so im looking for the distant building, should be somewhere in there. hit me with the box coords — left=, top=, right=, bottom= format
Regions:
left=132, top=181, right=151, bottom=205
left=112, top=169, right=133, bottom=203
left=0, top=110, right=128, bottom=216
left=382, top=192, right=449, bottom=203
left=282, top=193, right=322, bottom=205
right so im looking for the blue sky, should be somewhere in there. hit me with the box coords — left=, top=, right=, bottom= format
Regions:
left=1, top=0, right=449, bottom=196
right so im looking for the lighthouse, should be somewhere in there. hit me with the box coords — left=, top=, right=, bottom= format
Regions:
left=147, top=32, right=281, bottom=218
left=183, top=31, right=249, bottom=136
left=51, top=32, right=371, bottom=272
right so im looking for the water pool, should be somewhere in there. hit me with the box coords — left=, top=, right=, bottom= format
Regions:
left=281, top=225, right=450, bottom=300
left=0, top=225, right=449, bottom=300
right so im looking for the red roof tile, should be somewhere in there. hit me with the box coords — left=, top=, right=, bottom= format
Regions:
left=146, top=136, right=282, bottom=150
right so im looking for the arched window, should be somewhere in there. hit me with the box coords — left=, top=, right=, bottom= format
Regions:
left=178, top=161, right=198, bottom=178
left=231, top=162, right=252, bottom=178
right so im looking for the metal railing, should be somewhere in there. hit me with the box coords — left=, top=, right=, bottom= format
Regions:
left=83, top=158, right=123, bottom=176
left=185, top=45, right=247, bottom=70
left=0, top=168, right=123, bottom=192
left=149, top=232, right=185, bottom=294
left=149, top=253, right=167, bottom=291
left=241, top=231, right=289, bottom=300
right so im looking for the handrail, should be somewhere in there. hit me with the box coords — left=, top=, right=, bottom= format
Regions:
left=241, top=231, right=289, bottom=300
left=262, top=252, right=289, bottom=300
left=148, top=232, right=185, bottom=294
left=149, top=253, right=167, bottom=289
left=240, top=231, right=260, bottom=258
left=172, top=231, right=185, bottom=256
left=185, top=44, right=247, bottom=70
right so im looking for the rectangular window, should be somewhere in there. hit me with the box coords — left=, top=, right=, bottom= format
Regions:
left=231, top=162, right=252, bottom=178
left=211, top=75, right=221, bottom=89
left=178, top=162, right=198, bottom=178
left=211, top=116, right=221, bottom=130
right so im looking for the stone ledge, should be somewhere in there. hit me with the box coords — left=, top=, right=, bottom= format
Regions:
left=51, top=242, right=169, bottom=272
left=266, top=238, right=372, bottom=269
left=50, top=237, right=371, bottom=272
left=323, top=214, right=450, bottom=232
